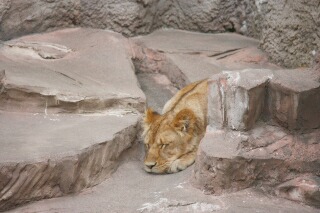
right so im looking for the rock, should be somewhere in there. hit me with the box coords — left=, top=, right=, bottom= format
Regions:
left=1, top=0, right=319, bottom=69
left=0, top=28, right=145, bottom=114
left=276, top=175, right=320, bottom=208
left=208, top=69, right=273, bottom=130
left=0, top=0, right=265, bottom=41
left=0, top=0, right=157, bottom=40
left=153, top=0, right=264, bottom=38
left=0, top=111, right=140, bottom=211
left=194, top=67, right=320, bottom=208
left=268, top=69, right=320, bottom=130
left=136, top=73, right=178, bottom=113
left=0, top=28, right=146, bottom=211
left=132, top=29, right=278, bottom=86
left=260, top=0, right=320, bottom=67
left=192, top=125, right=320, bottom=200
left=206, top=68, right=320, bottom=131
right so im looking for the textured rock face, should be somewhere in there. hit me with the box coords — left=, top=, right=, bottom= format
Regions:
left=153, top=0, right=263, bottom=38
left=0, top=0, right=264, bottom=40
left=0, top=0, right=157, bottom=40
left=193, top=68, right=320, bottom=208
left=260, top=0, right=320, bottom=67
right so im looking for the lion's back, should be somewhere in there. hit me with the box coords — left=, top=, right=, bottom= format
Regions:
left=162, top=79, right=208, bottom=124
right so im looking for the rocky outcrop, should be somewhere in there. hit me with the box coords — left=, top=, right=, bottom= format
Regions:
left=260, top=0, right=320, bottom=67
left=193, top=68, right=320, bottom=208
left=0, top=28, right=145, bottom=212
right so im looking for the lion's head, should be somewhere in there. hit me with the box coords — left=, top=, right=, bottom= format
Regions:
left=142, top=108, right=203, bottom=174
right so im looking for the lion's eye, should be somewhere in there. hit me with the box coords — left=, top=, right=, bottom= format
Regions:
left=160, top=144, right=167, bottom=149
left=145, top=144, right=149, bottom=149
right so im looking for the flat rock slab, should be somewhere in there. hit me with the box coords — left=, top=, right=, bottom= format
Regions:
left=0, top=28, right=145, bottom=113
left=0, top=111, right=139, bottom=162
left=133, top=29, right=279, bottom=83
left=8, top=160, right=318, bottom=213
left=0, top=111, right=140, bottom=211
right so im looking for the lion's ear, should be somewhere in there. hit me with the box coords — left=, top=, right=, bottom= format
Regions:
left=144, top=108, right=160, bottom=126
left=173, top=109, right=197, bottom=133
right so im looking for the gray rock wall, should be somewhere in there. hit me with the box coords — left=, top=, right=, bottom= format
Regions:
left=0, top=0, right=262, bottom=40
left=0, top=0, right=157, bottom=40
left=260, top=0, right=320, bottom=68
left=152, top=0, right=263, bottom=38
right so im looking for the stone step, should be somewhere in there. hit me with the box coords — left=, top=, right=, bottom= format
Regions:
left=7, top=160, right=318, bottom=213
left=0, top=111, right=140, bottom=211
left=194, top=68, right=320, bottom=208
left=0, top=28, right=145, bottom=114
left=207, top=68, right=320, bottom=131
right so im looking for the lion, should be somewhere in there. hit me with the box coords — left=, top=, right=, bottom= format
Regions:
left=143, top=79, right=208, bottom=173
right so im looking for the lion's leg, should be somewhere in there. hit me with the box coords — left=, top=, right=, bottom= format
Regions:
left=169, top=151, right=197, bottom=173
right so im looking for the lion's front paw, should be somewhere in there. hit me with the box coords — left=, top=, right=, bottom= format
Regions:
left=169, top=157, right=195, bottom=173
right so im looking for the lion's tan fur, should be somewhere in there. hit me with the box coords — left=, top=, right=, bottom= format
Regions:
left=143, top=80, right=208, bottom=173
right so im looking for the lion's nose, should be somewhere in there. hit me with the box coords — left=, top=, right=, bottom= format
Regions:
left=145, top=162, right=157, bottom=169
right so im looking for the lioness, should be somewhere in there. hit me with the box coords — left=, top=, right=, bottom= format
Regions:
left=143, top=79, right=208, bottom=173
